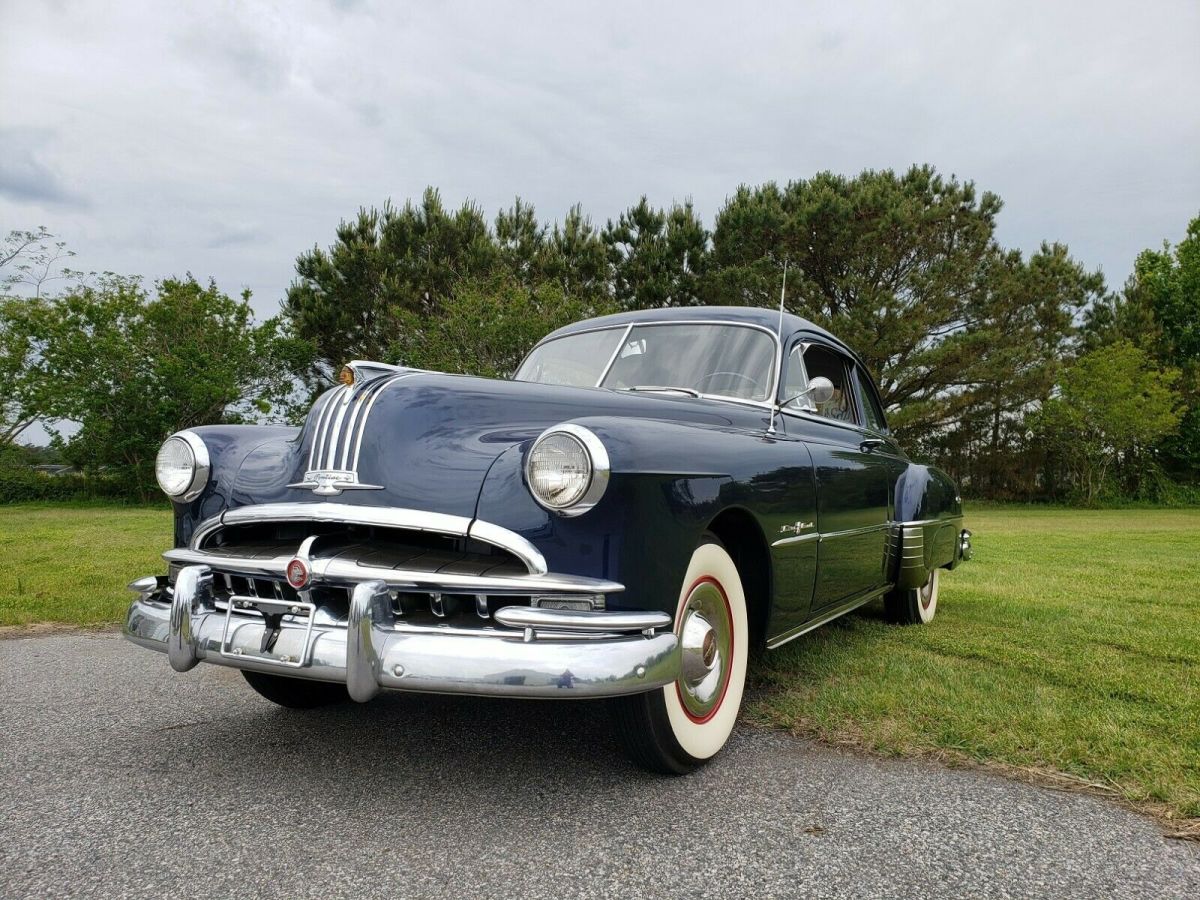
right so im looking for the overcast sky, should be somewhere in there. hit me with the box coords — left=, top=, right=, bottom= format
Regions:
left=2, top=0, right=1198, bottom=322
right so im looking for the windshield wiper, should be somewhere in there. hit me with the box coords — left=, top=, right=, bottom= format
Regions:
left=622, top=385, right=702, bottom=398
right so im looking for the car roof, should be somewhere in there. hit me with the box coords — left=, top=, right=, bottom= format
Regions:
left=541, top=306, right=859, bottom=360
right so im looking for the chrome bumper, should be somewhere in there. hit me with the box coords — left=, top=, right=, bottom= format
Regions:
left=124, top=566, right=680, bottom=700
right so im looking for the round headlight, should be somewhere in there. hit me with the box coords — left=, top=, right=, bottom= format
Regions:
left=525, top=425, right=610, bottom=515
left=155, top=432, right=210, bottom=501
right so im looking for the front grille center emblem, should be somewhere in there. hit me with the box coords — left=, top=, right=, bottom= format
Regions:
left=286, top=558, right=310, bottom=589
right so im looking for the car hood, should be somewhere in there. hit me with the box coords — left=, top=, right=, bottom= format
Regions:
left=247, top=370, right=747, bottom=518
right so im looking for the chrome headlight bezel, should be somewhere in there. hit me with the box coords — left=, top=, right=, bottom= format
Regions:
left=155, top=431, right=210, bottom=502
left=524, top=424, right=610, bottom=516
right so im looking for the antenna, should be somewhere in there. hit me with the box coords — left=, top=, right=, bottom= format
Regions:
left=767, top=257, right=788, bottom=435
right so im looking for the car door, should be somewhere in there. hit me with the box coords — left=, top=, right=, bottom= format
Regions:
left=780, top=340, right=893, bottom=609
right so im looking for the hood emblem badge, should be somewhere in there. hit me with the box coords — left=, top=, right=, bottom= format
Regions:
left=288, top=469, right=383, bottom=497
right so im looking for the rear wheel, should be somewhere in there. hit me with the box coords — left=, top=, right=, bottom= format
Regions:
left=884, top=568, right=939, bottom=625
left=241, top=671, right=349, bottom=708
left=610, top=537, right=748, bottom=774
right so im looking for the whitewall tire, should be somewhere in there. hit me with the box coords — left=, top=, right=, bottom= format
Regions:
left=884, top=568, right=940, bottom=625
left=610, top=537, right=749, bottom=773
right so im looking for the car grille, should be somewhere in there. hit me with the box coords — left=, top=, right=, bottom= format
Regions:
left=181, top=520, right=548, bottom=629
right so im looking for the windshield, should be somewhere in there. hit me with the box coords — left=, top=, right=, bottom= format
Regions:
left=515, top=323, right=777, bottom=402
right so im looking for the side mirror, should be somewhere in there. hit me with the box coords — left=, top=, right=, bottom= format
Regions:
left=782, top=375, right=835, bottom=409
left=803, top=376, right=835, bottom=405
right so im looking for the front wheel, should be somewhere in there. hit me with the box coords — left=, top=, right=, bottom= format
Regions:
left=242, top=671, right=349, bottom=708
left=610, top=537, right=749, bottom=774
left=884, top=568, right=940, bottom=625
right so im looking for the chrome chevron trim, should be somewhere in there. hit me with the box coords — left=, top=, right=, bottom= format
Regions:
left=350, top=373, right=410, bottom=472
left=321, top=384, right=357, bottom=470
left=307, top=385, right=347, bottom=472
left=300, top=372, right=417, bottom=491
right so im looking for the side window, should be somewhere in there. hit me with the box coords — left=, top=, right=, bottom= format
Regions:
left=784, top=343, right=858, bottom=424
left=856, top=367, right=888, bottom=433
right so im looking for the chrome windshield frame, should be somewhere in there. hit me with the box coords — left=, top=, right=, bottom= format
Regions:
left=516, top=319, right=783, bottom=410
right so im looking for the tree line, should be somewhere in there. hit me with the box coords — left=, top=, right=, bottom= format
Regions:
left=2, top=165, right=1196, bottom=505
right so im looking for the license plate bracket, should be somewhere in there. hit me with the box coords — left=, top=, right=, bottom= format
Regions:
left=219, top=594, right=316, bottom=668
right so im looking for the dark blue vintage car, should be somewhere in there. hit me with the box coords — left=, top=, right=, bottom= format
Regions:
left=126, top=306, right=971, bottom=772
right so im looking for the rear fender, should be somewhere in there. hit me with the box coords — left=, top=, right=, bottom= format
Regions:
left=890, top=463, right=965, bottom=588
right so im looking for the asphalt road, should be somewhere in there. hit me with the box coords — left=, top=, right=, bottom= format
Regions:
left=1, top=633, right=1197, bottom=899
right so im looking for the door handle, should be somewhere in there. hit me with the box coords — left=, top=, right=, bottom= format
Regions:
left=860, top=437, right=886, bottom=452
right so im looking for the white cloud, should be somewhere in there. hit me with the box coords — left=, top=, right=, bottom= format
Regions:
left=1, top=0, right=1197, bottom=316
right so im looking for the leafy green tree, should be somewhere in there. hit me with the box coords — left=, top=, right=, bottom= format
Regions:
left=603, top=197, right=708, bottom=308
left=705, top=167, right=1004, bottom=429
left=0, top=296, right=46, bottom=446
left=390, top=274, right=617, bottom=378
left=495, top=197, right=549, bottom=285
left=1082, top=214, right=1200, bottom=480
left=1, top=227, right=84, bottom=446
left=703, top=166, right=1104, bottom=469
left=1, top=226, right=82, bottom=298
left=36, top=276, right=310, bottom=498
left=284, top=188, right=496, bottom=377
left=0, top=302, right=41, bottom=446
left=1130, top=217, right=1200, bottom=478
left=1032, top=342, right=1182, bottom=504
left=544, top=204, right=611, bottom=303
left=928, top=244, right=1104, bottom=496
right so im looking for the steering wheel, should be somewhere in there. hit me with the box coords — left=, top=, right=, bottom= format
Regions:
left=696, top=371, right=762, bottom=395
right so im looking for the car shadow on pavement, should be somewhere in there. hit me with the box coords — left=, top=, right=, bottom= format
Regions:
left=143, top=671, right=661, bottom=794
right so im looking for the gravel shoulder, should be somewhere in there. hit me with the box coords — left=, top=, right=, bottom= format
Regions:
left=2, top=633, right=1197, bottom=899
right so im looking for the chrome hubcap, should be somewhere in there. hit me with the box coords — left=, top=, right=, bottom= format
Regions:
left=919, top=573, right=935, bottom=610
left=677, top=580, right=732, bottom=720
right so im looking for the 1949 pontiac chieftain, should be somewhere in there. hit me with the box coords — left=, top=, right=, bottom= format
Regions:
left=126, top=306, right=971, bottom=773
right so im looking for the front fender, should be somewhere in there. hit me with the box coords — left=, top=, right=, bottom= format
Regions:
left=473, top=416, right=774, bottom=615
left=170, top=425, right=301, bottom=546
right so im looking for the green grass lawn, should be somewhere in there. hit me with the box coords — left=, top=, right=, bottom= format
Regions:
left=2, top=503, right=1197, bottom=825
left=752, top=507, right=1200, bottom=826
left=0, top=504, right=171, bottom=626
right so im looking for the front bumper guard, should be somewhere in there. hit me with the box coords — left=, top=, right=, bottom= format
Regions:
left=125, top=566, right=680, bottom=700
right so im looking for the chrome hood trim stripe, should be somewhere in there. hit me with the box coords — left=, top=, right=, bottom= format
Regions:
left=304, top=372, right=417, bottom=477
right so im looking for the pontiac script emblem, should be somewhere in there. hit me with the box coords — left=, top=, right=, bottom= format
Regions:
left=287, top=469, right=383, bottom=497
left=778, top=521, right=814, bottom=535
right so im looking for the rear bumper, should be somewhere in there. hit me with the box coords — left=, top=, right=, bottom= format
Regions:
left=124, top=566, right=680, bottom=700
